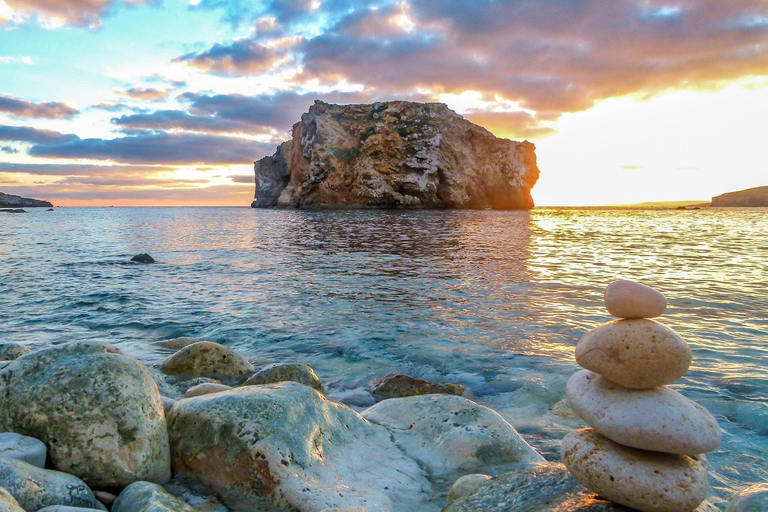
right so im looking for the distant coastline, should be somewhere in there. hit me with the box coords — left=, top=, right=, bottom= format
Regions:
left=0, top=192, right=53, bottom=208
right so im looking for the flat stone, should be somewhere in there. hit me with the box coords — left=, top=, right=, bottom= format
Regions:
left=362, top=394, right=544, bottom=476
left=185, top=383, right=232, bottom=398
left=444, top=462, right=718, bottom=512
left=562, top=429, right=708, bottom=512
left=244, top=363, right=325, bottom=393
left=0, top=487, right=24, bottom=512
left=604, top=280, right=667, bottom=319
left=160, top=342, right=254, bottom=383
left=0, top=340, right=171, bottom=488
left=369, top=374, right=464, bottom=399
left=112, top=481, right=195, bottom=512
left=726, top=483, right=768, bottom=512
left=0, top=432, right=47, bottom=468
left=0, top=343, right=30, bottom=361
left=167, top=382, right=431, bottom=512
left=575, top=319, right=691, bottom=389
left=566, top=370, right=721, bottom=455
left=445, top=474, right=491, bottom=505
left=0, top=457, right=106, bottom=511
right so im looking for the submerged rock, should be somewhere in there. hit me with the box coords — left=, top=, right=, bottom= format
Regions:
left=369, top=373, right=464, bottom=399
left=252, top=100, right=539, bottom=210
left=0, top=458, right=106, bottom=511
left=362, top=394, right=544, bottom=476
left=167, top=382, right=431, bottom=512
left=244, top=362, right=325, bottom=392
left=725, top=483, right=768, bottom=512
left=0, top=432, right=47, bottom=468
left=131, top=253, right=156, bottom=264
left=112, top=481, right=195, bottom=512
left=0, top=340, right=171, bottom=488
left=0, top=343, right=30, bottom=361
left=0, top=209, right=26, bottom=214
left=161, top=342, right=254, bottom=383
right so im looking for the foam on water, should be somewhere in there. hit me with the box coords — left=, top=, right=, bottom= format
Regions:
left=1, top=206, right=766, bottom=506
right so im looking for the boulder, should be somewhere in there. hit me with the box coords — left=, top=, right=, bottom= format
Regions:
left=562, top=429, right=708, bottom=512
left=160, top=342, right=254, bottom=383
left=184, top=383, right=232, bottom=398
left=0, top=344, right=30, bottom=361
left=160, top=397, right=177, bottom=416
left=0, top=487, right=23, bottom=512
left=445, top=474, right=491, bottom=505
left=131, top=254, right=155, bottom=264
left=566, top=370, right=721, bottom=455
left=167, top=382, right=431, bottom=512
left=604, top=280, right=667, bottom=319
left=361, top=394, right=544, bottom=477
left=575, top=319, right=691, bottom=389
left=244, top=363, right=325, bottom=393
left=0, top=458, right=106, bottom=511
left=0, top=432, right=47, bottom=468
left=369, top=374, right=464, bottom=399
left=726, top=483, right=768, bottom=512
left=112, top=481, right=195, bottom=512
left=443, top=462, right=718, bottom=512
left=252, top=100, right=539, bottom=210
left=0, top=341, right=171, bottom=488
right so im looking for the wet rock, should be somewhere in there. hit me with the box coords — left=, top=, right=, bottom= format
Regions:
left=604, top=280, right=667, bottom=319
left=0, top=343, right=30, bottom=361
left=184, top=383, right=232, bottom=398
left=167, top=382, right=430, bottom=512
left=0, top=458, right=106, bottom=511
left=244, top=363, right=325, bottom=393
left=0, top=487, right=24, bottom=512
left=361, top=394, right=544, bottom=476
left=0, top=340, right=171, bottom=488
left=445, top=474, right=491, bottom=505
left=154, top=338, right=205, bottom=350
left=160, top=397, right=177, bottom=416
left=562, top=429, right=708, bottom=512
left=575, top=319, right=691, bottom=389
left=112, top=481, right=195, bottom=512
left=726, top=483, right=768, bottom=512
left=0, top=432, right=47, bottom=468
left=0, top=209, right=26, bottom=214
left=160, top=342, right=254, bottom=383
left=444, top=462, right=718, bottom=512
left=370, top=374, right=464, bottom=399
left=131, top=253, right=156, bottom=264
left=566, top=370, right=721, bottom=455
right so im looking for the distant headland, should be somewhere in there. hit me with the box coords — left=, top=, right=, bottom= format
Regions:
left=251, top=100, right=539, bottom=210
left=0, top=192, right=53, bottom=208
left=711, top=186, right=768, bottom=207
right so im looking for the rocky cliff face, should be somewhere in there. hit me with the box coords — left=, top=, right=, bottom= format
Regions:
left=711, top=186, right=768, bottom=207
left=0, top=192, right=53, bottom=208
left=252, top=101, right=539, bottom=209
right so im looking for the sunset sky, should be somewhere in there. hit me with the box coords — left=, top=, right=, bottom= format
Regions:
left=1, top=0, right=766, bottom=206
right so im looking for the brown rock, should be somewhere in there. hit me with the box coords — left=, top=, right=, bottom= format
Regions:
left=370, top=374, right=464, bottom=399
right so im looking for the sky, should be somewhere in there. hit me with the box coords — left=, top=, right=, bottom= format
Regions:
left=0, top=0, right=766, bottom=207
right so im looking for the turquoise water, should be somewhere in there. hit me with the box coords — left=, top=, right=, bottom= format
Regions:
left=1, top=206, right=766, bottom=506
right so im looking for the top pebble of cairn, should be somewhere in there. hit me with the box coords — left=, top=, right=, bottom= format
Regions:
left=604, top=280, right=667, bottom=319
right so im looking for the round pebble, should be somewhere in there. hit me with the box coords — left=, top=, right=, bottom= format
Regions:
left=604, top=280, right=667, bottom=319
left=0, top=432, right=47, bottom=468
left=575, top=319, right=691, bottom=389
left=446, top=474, right=492, bottom=504
left=562, top=429, right=708, bottom=512
left=185, top=383, right=232, bottom=398
left=566, top=370, right=721, bottom=455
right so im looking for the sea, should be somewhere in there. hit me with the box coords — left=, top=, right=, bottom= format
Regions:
left=1, top=206, right=766, bottom=507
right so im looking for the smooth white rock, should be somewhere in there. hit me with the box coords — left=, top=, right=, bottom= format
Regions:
left=0, top=432, right=47, bottom=468
left=575, top=319, right=691, bottom=389
left=567, top=370, right=721, bottom=455
left=562, top=429, right=708, bottom=512
left=0, top=487, right=24, bottom=512
left=362, top=394, right=544, bottom=477
left=725, top=483, right=768, bottom=512
left=604, top=280, right=667, bottom=319
left=445, top=474, right=492, bottom=505
left=184, top=383, right=232, bottom=398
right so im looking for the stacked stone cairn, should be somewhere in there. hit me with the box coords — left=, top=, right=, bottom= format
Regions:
left=561, top=280, right=722, bottom=512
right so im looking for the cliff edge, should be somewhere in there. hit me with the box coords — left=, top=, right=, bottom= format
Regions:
left=711, top=186, right=768, bottom=207
left=0, top=192, right=53, bottom=208
left=251, top=101, right=539, bottom=210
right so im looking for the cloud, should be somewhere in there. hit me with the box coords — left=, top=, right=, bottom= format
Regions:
left=462, top=111, right=556, bottom=139
left=1, top=145, right=19, bottom=154
left=229, top=174, right=253, bottom=183
left=117, top=87, right=171, bottom=101
left=1, top=0, right=157, bottom=27
left=0, top=94, right=79, bottom=119
left=0, top=125, right=78, bottom=144
left=112, top=109, right=270, bottom=135
left=174, top=38, right=293, bottom=76
left=0, top=56, right=35, bottom=65
left=0, top=162, right=179, bottom=176
left=190, top=0, right=351, bottom=28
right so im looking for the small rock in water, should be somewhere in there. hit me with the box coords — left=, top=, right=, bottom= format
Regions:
left=369, top=373, right=464, bottom=399
left=185, top=382, right=232, bottom=398
left=0, top=432, right=47, bottom=468
left=0, top=486, right=24, bottom=512
left=245, top=363, right=325, bottom=393
left=0, top=209, right=26, bottom=214
left=561, top=429, right=708, bottom=512
left=445, top=474, right=492, bottom=505
left=0, top=343, right=31, bottom=361
left=575, top=319, right=691, bottom=389
left=112, top=481, right=195, bottom=512
left=161, top=341, right=254, bottom=382
left=131, top=253, right=156, bottom=264
left=566, top=370, right=721, bottom=455
left=604, top=280, right=667, bottom=319
left=725, top=483, right=768, bottom=512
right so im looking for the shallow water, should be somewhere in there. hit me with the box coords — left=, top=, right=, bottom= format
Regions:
left=1, top=206, right=766, bottom=507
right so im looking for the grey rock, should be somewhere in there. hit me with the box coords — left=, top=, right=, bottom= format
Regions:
left=0, top=487, right=24, bottom=512
left=443, top=462, right=719, bottom=512
left=160, top=397, right=177, bottom=416
left=0, top=344, right=30, bottom=361
left=0, top=362, right=9, bottom=370
left=445, top=474, right=491, bottom=505
left=0, top=209, right=26, bottom=214
left=0, top=458, right=106, bottom=512
left=0, top=432, right=47, bottom=468
left=160, top=342, right=254, bottom=383
left=244, top=363, right=325, bottom=393
left=131, top=253, right=155, bottom=264
left=37, top=507, right=104, bottom=512
left=370, top=374, right=464, bottom=400
left=0, top=341, right=171, bottom=488
left=726, top=483, right=768, bottom=511
left=184, top=383, right=231, bottom=398
left=112, top=482, right=194, bottom=512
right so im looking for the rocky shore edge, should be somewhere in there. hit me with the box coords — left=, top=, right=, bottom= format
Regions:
left=0, top=288, right=764, bottom=512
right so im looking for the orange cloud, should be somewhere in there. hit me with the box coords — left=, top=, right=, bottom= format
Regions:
left=2, top=0, right=155, bottom=27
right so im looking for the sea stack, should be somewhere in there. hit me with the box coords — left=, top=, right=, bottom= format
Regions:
left=561, top=280, right=721, bottom=512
